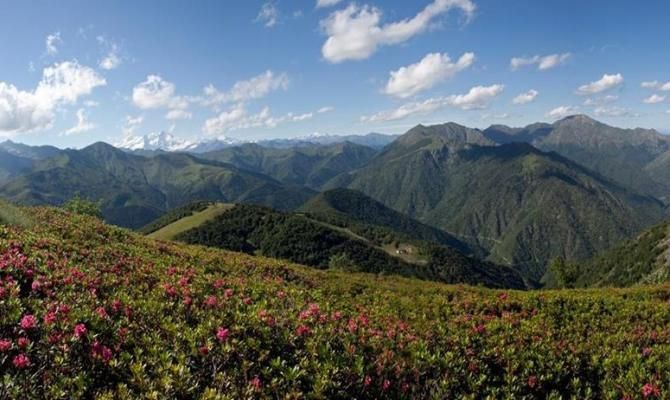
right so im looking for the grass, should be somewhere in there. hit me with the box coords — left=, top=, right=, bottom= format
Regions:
left=147, top=203, right=234, bottom=240
left=0, top=198, right=33, bottom=228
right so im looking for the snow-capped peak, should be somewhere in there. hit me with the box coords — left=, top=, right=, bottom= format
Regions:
left=116, top=131, right=196, bottom=152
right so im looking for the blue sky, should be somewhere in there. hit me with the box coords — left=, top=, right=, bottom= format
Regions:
left=1, top=0, right=669, bottom=148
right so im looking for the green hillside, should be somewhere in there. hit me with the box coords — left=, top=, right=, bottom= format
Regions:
left=147, top=203, right=234, bottom=240
left=169, top=203, right=526, bottom=289
left=0, top=142, right=313, bottom=229
left=332, top=123, right=667, bottom=280
left=565, top=219, right=670, bottom=287
left=0, top=207, right=669, bottom=398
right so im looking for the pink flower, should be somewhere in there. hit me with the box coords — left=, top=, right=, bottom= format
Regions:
left=96, top=307, right=109, bottom=319
left=12, top=354, right=30, bottom=369
left=498, top=292, right=509, bottom=301
left=19, top=314, right=37, bottom=330
left=91, top=341, right=113, bottom=363
left=74, top=323, right=87, bottom=339
left=204, top=296, right=218, bottom=307
left=243, top=297, right=252, bottom=305
left=642, top=383, right=660, bottom=398
left=528, top=375, right=538, bottom=389
left=296, top=325, right=311, bottom=337
left=224, top=289, right=234, bottom=299
left=216, top=327, right=230, bottom=342
left=31, top=280, right=41, bottom=291
left=0, top=339, right=11, bottom=352
left=249, top=376, right=262, bottom=390
left=199, top=345, right=209, bottom=355
left=383, top=379, right=391, bottom=391
left=277, top=290, right=286, bottom=299
left=642, top=347, right=653, bottom=357
left=17, top=337, right=30, bottom=348
left=43, top=311, right=57, bottom=325
left=363, top=375, right=372, bottom=387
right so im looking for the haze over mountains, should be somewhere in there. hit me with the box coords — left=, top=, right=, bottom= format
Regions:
left=2, top=115, right=670, bottom=284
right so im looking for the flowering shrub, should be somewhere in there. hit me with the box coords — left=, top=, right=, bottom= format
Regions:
left=0, top=207, right=669, bottom=398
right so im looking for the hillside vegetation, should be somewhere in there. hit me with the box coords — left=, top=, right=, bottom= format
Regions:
left=0, top=208, right=669, bottom=398
left=171, top=203, right=526, bottom=289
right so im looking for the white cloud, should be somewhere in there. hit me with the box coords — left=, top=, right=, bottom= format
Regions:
left=546, top=105, right=579, bottom=119
left=641, top=80, right=670, bottom=91
left=318, top=106, right=335, bottom=113
left=593, top=106, right=631, bottom=117
left=202, top=70, right=289, bottom=106
left=320, top=0, right=475, bottom=63
left=512, top=89, right=538, bottom=105
left=166, top=109, right=193, bottom=120
left=122, top=115, right=144, bottom=137
left=383, top=52, right=474, bottom=98
left=45, top=32, right=62, bottom=56
left=100, top=52, right=121, bottom=70
left=256, top=2, right=280, bottom=27
left=643, top=94, right=666, bottom=104
left=316, top=0, right=342, bottom=8
left=132, top=75, right=176, bottom=109
left=202, top=105, right=317, bottom=135
left=64, top=108, right=95, bottom=135
left=583, top=95, right=618, bottom=106
left=576, top=73, right=624, bottom=95
left=0, top=61, right=106, bottom=134
left=361, top=84, right=503, bottom=122
left=447, top=84, right=504, bottom=110
left=510, top=53, right=570, bottom=71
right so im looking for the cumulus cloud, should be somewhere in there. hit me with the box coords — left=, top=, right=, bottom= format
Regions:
left=641, top=81, right=670, bottom=91
left=361, top=84, right=503, bottom=122
left=320, top=0, right=475, bottom=63
left=202, top=71, right=289, bottom=106
left=316, top=0, right=342, bottom=8
left=64, top=108, right=95, bottom=135
left=45, top=32, right=62, bottom=56
left=643, top=94, right=666, bottom=104
left=512, top=89, right=538, bottom=105
left=0, top=61, right=106, bottom=134
left=384, top=52, right=474, bottom=98
left=576, top=73, right=624, bottom=95
left=256, top=2, right=280, bottom=27
left=98, top=38, right=122, bottom=70
left=546, top=105, right=579, bottom=119
left=510, top=53, right=570, bottom=71
left=202, top=105, right=316, bottom=136
left=132, top=75, right=176, bottom=109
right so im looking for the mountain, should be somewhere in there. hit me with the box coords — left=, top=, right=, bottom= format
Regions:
left=0, top=140, right=63, bottom=184
left=153, top=202, right=526, bottom=288
left=201, top=142, right=377, bottom=190
left=330, top=122, right=667, bottom=280
left=483, top=115, right=670, bottom=199
left=0, top=142, right=313, bottom=229
left=116, top=132, right=397, bottom=153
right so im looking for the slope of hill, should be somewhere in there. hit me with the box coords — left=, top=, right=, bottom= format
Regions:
left=483, top=115, right=670, bottom=199
left=0, top=142, right=313, bottom=229
left=147, top=202, right=234, bottom=240
left=1, top=207, right=670, bottom=398
left=332, top=122, right=667, bottom=280
left=300, top=188, right=469, bottom=253
left=165, top=203, right=526, bottom=289
left=201, top=142, right=378, bottom=190
left=568, top=219, right=670, bottom=287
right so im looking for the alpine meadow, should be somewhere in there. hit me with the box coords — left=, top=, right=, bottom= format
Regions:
left=1, top=0, right=670, bottom=398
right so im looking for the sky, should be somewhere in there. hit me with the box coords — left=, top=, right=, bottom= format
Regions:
left=1, top=0, right=670, bottom=148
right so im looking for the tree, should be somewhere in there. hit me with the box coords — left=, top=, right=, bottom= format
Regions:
left=549, top=257, right=580, bottom=288
left=63, top=193, right=103, bottom=219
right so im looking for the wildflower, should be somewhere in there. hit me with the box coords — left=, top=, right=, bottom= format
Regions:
left=31, top=280, right=41, bottom=291
left=216, top=327, right=230, bottom=342
left=243, top=297, right=252, bottom=305
left=296, top=325, right=311, bottom=337
left=277, top=290, right=286, bottom=299
left=96, top=307, right=109, bottom=319
left=0, top=339, right=11, bottom=352
left=498, top=292, right=509, bottom=301
left=91, top=341, right=113, bottom=363
left=642, top=347, right=652, bottom=357
left=363, top=375, right=372, bottom=387
left=249, top=376, right=262, bottom=390
left=642, top=383, right=660, bottom=398
left=12, top=354, right=30, bottom=369
left=528, top=375, right=538, bottom=389
left=111, top=299, right=122, bottom=313
left=17, top=337, right=30, bottom=348
left=224, top=289, right=234, bottom=299
left=204, top=295, right=218, bottom=307
left=383, top=379, right=391, bottom=391
left=74, top=323, right=87, bottom=339
left=199, top=345, right=209, bottom=355
left=43, top=311, right=57, bottom=325
left=20, top=314, right=37, bottom=330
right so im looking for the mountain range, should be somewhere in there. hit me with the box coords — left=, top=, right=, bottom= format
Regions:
left=1, top=114, right=669, bottom=284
